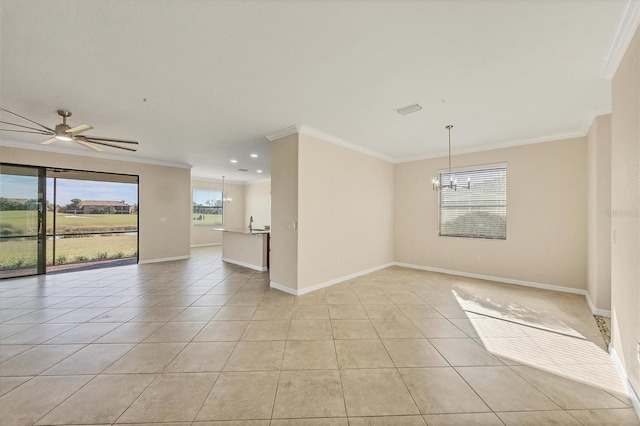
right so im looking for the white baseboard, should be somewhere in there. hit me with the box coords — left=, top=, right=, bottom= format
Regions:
left=138, top=255, right=190, bottom=264
left=610, top=345, right=640, bottom=420
left=393, top=262, right=586, bottom=294
left=269, top=281, right=298, bottom=295
left=190, top=243, right=222, bottom=248
left=585, top=292, right=612, bottom=317
left=268, top=260, right=613, bottom=319
left=393, top=262, right=612, bottom=317
left=270, top=263, right=394, bottom=296
left=222, top=257, right=268, bottom=272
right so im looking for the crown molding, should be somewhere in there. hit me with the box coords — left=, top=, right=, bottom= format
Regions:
left=395, top=130, right=587, bottom=164
left=190, top=176, right=245, bottom=184
left=270, top=119, right=601, bottom=166
left=265, top=124, right=396, bottom=163
left=298, top=125, right=396, bottom=163
left=191, top=176, right=268, bottom=185
left=245, top=177, right=271, bottom=185
left=601, top=0, right=640, bottom=79
left=265, top=125, right=299, bottom=142
left=580, top=105, right=613, bottom=134
left=0, top=139, right=192, bottom=169
left=397, top=106, right=611, bottom=163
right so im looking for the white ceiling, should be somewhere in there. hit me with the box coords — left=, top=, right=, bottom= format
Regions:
left=0, top=0, right=632, bottom=182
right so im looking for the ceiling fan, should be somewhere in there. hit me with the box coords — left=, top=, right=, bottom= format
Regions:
left=0, top=108, right=139, bottom=152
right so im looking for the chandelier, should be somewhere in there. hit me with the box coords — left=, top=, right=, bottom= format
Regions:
left=432, top=125, right=470, bottom=191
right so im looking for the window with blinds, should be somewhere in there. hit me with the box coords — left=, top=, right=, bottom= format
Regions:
left=438, top=164, right=507, bottom=239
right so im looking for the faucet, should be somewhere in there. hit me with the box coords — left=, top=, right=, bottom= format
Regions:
left=249, top=216, right=253, bottom=231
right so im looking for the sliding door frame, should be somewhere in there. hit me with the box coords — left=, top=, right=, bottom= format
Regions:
left=0, top=163, right=47, bottom=278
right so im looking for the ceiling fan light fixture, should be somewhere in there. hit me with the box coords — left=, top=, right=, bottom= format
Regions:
left=55, top=134, right=72, bottom=141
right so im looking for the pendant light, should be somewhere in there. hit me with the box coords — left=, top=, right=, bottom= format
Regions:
left=432, top=125, right=470, bottom=191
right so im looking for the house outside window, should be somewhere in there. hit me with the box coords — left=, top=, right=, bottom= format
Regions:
left=438, top=163, right=507, bottom=240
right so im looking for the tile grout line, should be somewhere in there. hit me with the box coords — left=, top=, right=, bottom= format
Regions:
left=371, top=289, right=423, bottom=418
left=268, top=311, right=293, bottom=422
left=331, top=315, right=351, bottom=419
left=396, top=281, right=504, bottom=423
left=191, top=272, right=257, bottom=423
left=110, top=372, right=162, bottom=424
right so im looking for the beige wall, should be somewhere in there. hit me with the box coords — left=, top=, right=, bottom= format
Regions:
left=394, top=137, right=588, bottom=290
left=587, top=114, right=612, bottom=312
left=244, top=180, right=271, bottom=229
left=297, top=134, right=394, bottom=290
left=1, top=145, right=191, bottom=262
left=190, top=178, right=244, bottom=247
left=270, top=134, right=299, bottom=289
left=611, top=25, right=640, bottom=399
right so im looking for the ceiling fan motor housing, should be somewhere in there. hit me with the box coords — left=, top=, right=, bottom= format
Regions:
left=54, top=123, right=70, bottom=134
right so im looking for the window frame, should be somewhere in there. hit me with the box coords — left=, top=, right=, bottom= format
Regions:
left=192, top=188, right=223, bottom=226
left=437, top=162, right=507, bottom=240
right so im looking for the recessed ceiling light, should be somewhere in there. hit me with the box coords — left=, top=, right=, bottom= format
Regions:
left=250, top=154, right=258, bottom=158
left=394, top=103, right=422, bottom=115
left=230, top=159, right=238, bottom=163
left=257, top=170, right=263, bottom=173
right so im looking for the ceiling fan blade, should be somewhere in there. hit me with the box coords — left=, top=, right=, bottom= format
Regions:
left=82, top=135, right=139, bottom=145
left=67, top=124, right=93, bottom=135
left=0, top=128, right=52, bottom=135
left=0, top=108, right=56, bottom=133
left=73, top=138, right=103, bottom=152
left=80, top=138, right=138, bottom=152
left=0, top=120, right=53, bottom=134
left=42, top=137, right=58, bottom=145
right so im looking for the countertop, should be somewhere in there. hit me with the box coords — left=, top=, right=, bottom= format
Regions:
left=213, top=228, right=270, bottom=235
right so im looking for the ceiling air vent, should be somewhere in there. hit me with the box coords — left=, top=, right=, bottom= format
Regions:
left=394, top=103, right=422, bottom=115
left=238, top=168, right=249, bottom=172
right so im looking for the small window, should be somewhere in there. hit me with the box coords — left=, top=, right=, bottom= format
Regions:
left=193, top=189, right=223, bottom=225
left=438, top=164, right=507, bottom=240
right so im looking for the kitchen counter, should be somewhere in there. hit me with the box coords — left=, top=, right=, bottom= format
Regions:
left=215, top=228, right=270, bottom=271
left=213, top=227, right=270, bottom=235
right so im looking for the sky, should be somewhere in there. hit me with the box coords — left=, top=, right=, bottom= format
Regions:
left=0, top=175, right=138, bottom=205
left=193, top=189, right=222, bottom=205
left=0, top=174, right=38, bottom=200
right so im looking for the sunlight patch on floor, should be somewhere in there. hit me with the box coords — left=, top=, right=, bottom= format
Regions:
left=452, top=290, right=630, bottom=400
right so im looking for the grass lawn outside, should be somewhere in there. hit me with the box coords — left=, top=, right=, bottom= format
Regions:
left=1, top=211, right=138, bottom=270
left=1, top=211, right=138, bottom=236
left=0, top=235, right=138, bottom=270
left=192, top=213, right=222, bottom=225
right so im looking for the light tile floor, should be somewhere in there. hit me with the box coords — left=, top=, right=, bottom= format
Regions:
left=0, top=247, right=638, bottom=425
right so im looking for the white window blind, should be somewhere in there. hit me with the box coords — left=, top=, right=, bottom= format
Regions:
left=438, top=164, right=507, bottom=239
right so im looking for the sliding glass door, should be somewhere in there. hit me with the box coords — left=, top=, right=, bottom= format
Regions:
left=0, top=164, right=45, bottom=278
left=46, top=169, right=138, bottom=271
left=1, top=163, right=139, bottom=278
